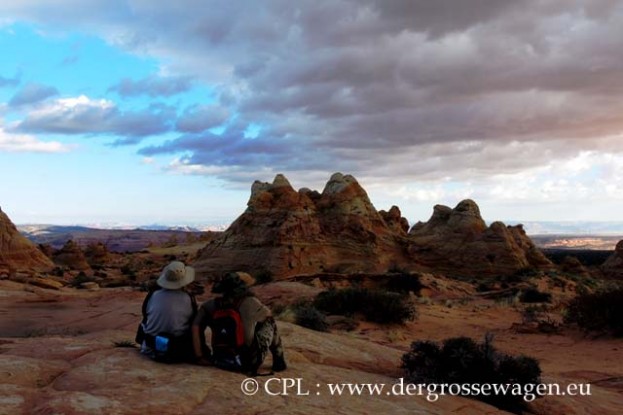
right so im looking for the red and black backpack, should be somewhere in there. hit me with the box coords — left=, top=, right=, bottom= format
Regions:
left=210, top=297, right=246, bottom=370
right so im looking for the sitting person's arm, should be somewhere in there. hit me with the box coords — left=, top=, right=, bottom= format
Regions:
left=239, top=296, right=272, bottom=346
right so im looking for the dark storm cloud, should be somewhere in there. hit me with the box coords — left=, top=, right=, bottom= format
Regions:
left=4, top=0, right=623, bottom=183
left=175, top=104, right=230, bottom=133
left=9, top=83, right=58, bottom=106
left=109, top=74, right=194, bottom=98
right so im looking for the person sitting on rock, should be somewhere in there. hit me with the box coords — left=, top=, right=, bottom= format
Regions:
left=136, top=261, right=199, bottom=363
left=192, top=272, right=287, bottom=375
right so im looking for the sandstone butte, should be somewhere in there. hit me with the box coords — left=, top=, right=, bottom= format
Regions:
left=53, top=240, right=92, bottom=272
left=193, top=173, right=552, bottom=280
left=0, top=206, right=54, bottom=274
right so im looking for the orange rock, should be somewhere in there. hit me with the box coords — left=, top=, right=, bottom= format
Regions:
left=408, top=201, right=552, bottom=277
left=0, top=207, right=54, bottom=272
left=194, top=173, right=412, bottom=279
left=53, top=240, right=91, bottom=271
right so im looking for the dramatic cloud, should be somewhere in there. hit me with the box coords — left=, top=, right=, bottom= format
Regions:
left=175, top=104, right=230, bottom=133
left=4, top=0, right=623, bottom=189
left=9, top=82, right=58, bottom=106
left=14, top=95, right=172, bottom=139
left=109, top=74, right=193, bottom=97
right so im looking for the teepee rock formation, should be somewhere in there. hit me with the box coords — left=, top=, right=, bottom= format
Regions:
left=194, top=174, right=552, bottom=280
left=194, top=173, right=412, bottom=279
left=0, top=206, right=54, bottom=273
left=53, top=240, right=91, bottom=271
left=408, top=200, right=552, bottom=277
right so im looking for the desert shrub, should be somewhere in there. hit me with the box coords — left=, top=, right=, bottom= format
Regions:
left=51, top=267, right=65, bottom=277
left=113, top=340, right=137, bottom=348
left=564, top=286, right=623, bottom=336
left=314, top=287, right=416, bottom=324
left=476, top=281, right=496, bottom=292
left=385, top=273, right=423, bottom=295
left=519, top=288, right=552, bottom=303
left=402, top=335, right=542, bottom=412
left=254, top=269, right=274, bottom=284
left=120, top=264, right=136, bottom=278
left=70, top=272, right=95, bottom=287
left=293, top=303, right=329, bottom=332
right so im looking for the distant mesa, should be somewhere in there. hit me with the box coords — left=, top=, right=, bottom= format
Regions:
left=602, top=239, right=623, bottom=279
left=0, top=206, right=54, bottom=274
left=193, top=173, right=552, bottom=280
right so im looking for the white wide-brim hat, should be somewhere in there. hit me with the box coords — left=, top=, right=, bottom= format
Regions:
left=157, top=261, right=195, bottom=289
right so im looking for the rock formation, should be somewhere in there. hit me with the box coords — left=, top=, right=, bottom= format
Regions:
left=194, top=174, right=552, bottom=280
left=408, top=200, right=552, bottom=277
left=194, top=173, right=412, bottom=279
left=84, top=242, right=111, bottom=267
left=52, top=240, right=91, bottom=271
left=0, top=207, right=54, bottom=273
left=379, top=206, right=410, bottom=235
left=602, top=240, right=623, bottom=279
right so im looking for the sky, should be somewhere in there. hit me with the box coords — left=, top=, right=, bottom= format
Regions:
left=1, top=0, right=623, bottom=228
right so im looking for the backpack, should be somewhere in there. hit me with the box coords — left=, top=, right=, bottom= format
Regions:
left=211, top=297, right=246, bottom=371
left=136, top=286, right=197, bottom=363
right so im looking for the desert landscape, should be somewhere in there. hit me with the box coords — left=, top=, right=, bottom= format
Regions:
left=3, top=2, right=623, bottom=414
left=1, top=173, right=622, bottom=415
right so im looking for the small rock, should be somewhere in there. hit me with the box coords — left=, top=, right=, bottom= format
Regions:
left=80, top=282, right=100, bottom=291
left=29, top=277, right=64, bottom=290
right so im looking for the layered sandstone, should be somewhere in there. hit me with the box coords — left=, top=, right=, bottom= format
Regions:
left=601, top=240, right=623, bottom=279
left=53, top=240, right=91, bottom=271
left=0, top=207, right=54, bottom=273
left=84, top=242, right=111, bottom=267
left=194, top=173, right=412, bottom=279
left=408, top=200, right=552, bottom=277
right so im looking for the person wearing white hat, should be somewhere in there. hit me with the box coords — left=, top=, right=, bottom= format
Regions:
left=137, top=261, right=198, bottom=362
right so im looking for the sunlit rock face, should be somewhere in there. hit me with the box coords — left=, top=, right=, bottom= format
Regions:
left=0, top=207, right=54, bottom=274
left=408, top=200, right=552, bottom=277
left=194, top=173, right=412, bottom=279
left=194, top=174, right=552, bottom=280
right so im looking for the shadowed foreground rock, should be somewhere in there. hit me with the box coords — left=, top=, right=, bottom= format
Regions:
left=1, top=281, right=621, bottom=415
left=1, top=326, right=512, bottom=415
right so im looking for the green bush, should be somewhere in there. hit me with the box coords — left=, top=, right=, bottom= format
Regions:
left=401, top=335, right=541, bottom=413
left=254, top=269, right=274, bottom=284
left=294, top=303, right=329, bottom=332
left=385, top=273, right=423, bottom=295
left=564, top=286, right=623, bottom=336
left=314, top=287, right=416, bottom=324
left=70, top=272, right=95, bottom=287
left=519, top=288, right=552, bottom=303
